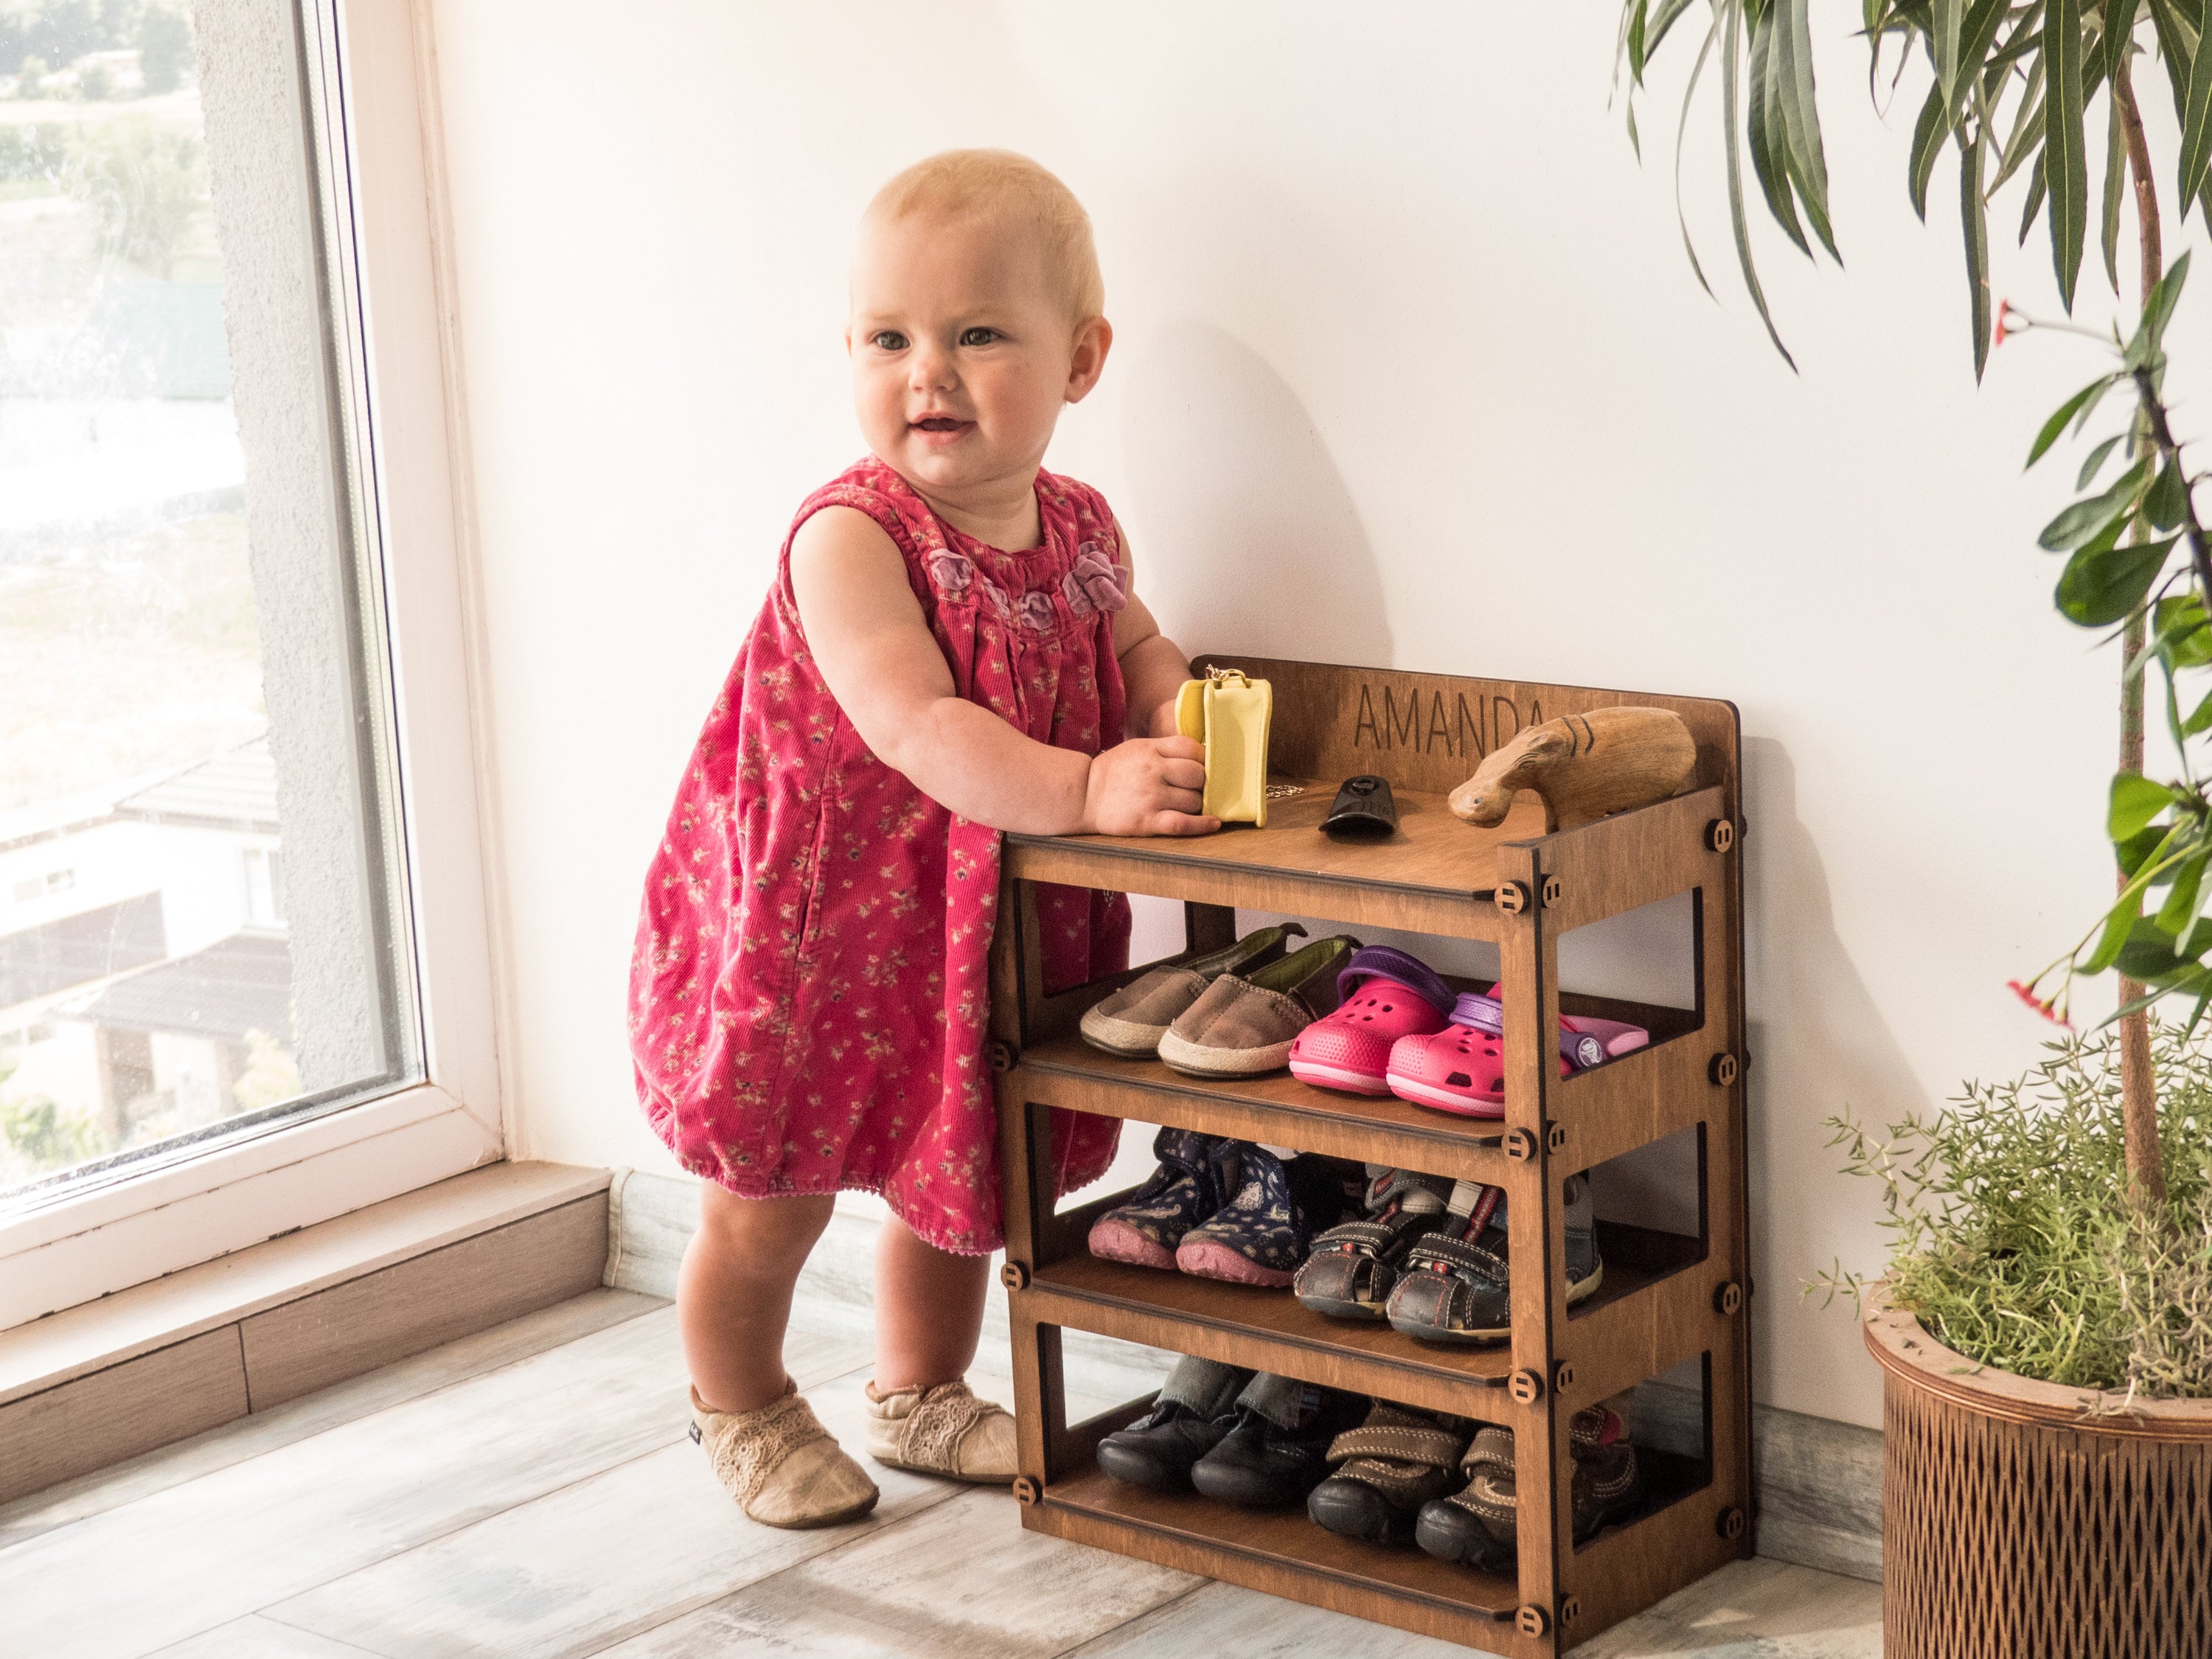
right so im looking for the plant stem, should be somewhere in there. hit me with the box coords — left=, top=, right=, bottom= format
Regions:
left=2115, top=44, right=2169, bottom=1211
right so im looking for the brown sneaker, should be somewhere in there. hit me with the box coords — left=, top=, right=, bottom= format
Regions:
left=689, top=1380, right=879, bottom=1529
left=1079, top=924, right=1307, bottom=1057
left=1413, top=1405, right=1643, bottom=1568
left=1155, top=935, right=1360, bottom=1078
left=863, top=1377, right=1019, bottom=1484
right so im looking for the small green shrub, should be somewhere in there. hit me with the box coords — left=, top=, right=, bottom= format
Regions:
left=63, top=118, right=204, bottom=276
left=1822, top=1022, right=2212, bottom=1400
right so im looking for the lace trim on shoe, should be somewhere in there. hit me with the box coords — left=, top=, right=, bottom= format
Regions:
left=894, top=1380, right=1004, bottom=1475
left=698, top=1386, right=832, bottom=1506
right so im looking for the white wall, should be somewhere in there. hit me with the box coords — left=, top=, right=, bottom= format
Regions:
left=424, top=1, right=2199, bottom=1429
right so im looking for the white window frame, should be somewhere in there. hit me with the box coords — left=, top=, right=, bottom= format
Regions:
left=0, top=0, right=503, bottom=1330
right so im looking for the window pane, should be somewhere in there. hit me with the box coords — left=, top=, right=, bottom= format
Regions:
left=0, top=1, right=418, bottom=1203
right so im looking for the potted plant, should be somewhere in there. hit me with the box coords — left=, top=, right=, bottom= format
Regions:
left=1621, top=4, right=2212, bottom=1653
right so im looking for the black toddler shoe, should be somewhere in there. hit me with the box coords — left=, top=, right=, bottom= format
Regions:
left=1096, top=1397, right=1237, bottom=1493
left=1189, top=1388, right=1367, bottom=1509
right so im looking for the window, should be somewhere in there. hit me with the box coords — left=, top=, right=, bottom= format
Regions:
left=0, top=1, right=439, bottom=1225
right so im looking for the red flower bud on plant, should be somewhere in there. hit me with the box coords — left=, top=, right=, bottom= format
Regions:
left=2006, top=978, right=2071, bottom=1027
left=1994, top=302, right=2014, bottom=347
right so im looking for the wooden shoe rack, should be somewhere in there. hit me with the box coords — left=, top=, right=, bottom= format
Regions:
left=990, top=656, right=1750, bottom=1656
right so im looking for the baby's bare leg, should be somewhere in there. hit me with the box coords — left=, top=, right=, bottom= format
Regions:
left=873, top=1212, right=992, bottom=1391
left=681, top=1186, right=835, bottom=1414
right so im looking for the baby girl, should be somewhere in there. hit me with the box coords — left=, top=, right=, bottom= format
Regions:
left=630, top=150, right=1213, bottom=1525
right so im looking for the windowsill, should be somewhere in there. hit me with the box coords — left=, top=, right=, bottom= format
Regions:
left=0, top=1160, right=608, bottom=1408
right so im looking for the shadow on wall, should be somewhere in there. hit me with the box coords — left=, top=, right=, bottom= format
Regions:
left=1742, top=736, right=1924, bottom=1405
left=1119, top=321, right=1392, bottom=667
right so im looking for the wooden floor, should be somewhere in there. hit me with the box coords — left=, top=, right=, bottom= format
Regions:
left=0, top=1287, right=1882, bottom=1658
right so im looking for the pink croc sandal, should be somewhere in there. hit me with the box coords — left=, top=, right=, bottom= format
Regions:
left=1384, top=994, right=1563, bottom=1118
left=1287, top=947, right=1455, bottom=1095
left=1386, top=996, right=1651, bottom=1118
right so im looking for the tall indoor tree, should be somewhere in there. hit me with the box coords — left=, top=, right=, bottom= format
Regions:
left=1618, top=0, right=2212, bottom=1206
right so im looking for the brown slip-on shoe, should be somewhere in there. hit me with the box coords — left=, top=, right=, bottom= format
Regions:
left=690, top=1381, right=879, bottom=1528
left=1079, top=923, right=1307, bottom=1057
left=1156, top=935, right=1359, bottom=1078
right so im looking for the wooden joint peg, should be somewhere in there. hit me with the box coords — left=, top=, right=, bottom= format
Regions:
left=1516, top=1604, right=1550, bottom=1638
left=1503, top=1127, right=1538, bottom=1162
left=1554, top=1360, right=1576, bottom=1393
left=1540, top=874, right=1562, bottom=907
left=1558, top=1595, right=1582, bottom=1629
left=1509, top=1368, right=1545, bottom=1404
left=1705, top=817, right=1736, bottom=853
left=1013, top=1475, right=1040, bottom=1506
left=1714, top=1280, right=1744, bottom=1316
left=999, top=1261, right=1029, bottom=1291
left=1718, top=1505, right=1747, bottom=1541
left=1495, top=880, right=1528, bottom=916
left=1708, top=1051, right=1739, bottom=1088
left=987, top=1040, right=1018, bottom=1074
left=1545, top=1121, right=1568, bottom=1155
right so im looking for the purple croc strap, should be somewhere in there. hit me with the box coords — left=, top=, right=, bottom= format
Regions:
left=1335, top=946, right=1456, bottom=1015
left=1448, top=992, right=1605, bottom=1070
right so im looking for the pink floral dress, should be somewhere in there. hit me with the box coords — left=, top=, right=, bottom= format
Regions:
left=629, top=459, right=1133, bottom=1253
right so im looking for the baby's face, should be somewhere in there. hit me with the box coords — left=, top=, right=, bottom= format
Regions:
left=848, top=212, right=1101, bottom=507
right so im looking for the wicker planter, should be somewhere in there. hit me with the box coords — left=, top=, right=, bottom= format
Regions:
left=1863, top=1290, right=2212, bottom=1658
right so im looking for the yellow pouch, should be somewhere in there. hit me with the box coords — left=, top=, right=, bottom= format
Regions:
left=1176, top=669, right=1273, bottom=826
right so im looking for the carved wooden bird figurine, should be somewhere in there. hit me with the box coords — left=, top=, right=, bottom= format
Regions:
left=1448, top=707, right=1697, bottom=832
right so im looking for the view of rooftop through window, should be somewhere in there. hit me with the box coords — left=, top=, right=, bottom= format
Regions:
left=0, top=0, right=419, bottom=1202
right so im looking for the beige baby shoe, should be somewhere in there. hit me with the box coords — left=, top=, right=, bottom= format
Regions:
left=1078, top=923, right=1306, bottom=1057
left=863, top=1377, right=1019, bottom=1483
left=690, top=1380, right=879, bottom=1528
left=1155, top=934, right=1360, bottom=1078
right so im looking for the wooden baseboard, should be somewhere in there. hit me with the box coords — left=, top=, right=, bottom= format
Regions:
left=0, top=1162, right=610, bottom=1506
left=605, top=1166, right=1885, bottom=1584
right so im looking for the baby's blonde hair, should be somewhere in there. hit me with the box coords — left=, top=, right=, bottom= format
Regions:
left=866, top=149, right=1105, bottom=321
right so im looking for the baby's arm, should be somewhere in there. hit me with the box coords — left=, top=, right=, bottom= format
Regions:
left=1109, top=521, right=1195, bottom=740
left=790, top=507, right=1220, bottom=838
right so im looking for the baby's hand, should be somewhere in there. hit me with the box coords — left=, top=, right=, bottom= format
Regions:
left=1081, top=737, right=1220, bottom=837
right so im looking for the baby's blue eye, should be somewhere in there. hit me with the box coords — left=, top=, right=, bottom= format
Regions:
left=872, top=331, right=908, bottom=351
left=959, top=327, right=999, bottom=347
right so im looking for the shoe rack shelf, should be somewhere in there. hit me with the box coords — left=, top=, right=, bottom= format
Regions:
left=991, top=655, right=1750, bottom=1656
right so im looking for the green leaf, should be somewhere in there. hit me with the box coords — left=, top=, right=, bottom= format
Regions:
left=1909, top=80, right=1947, bottom=220
left=1774, top=0, right=1841, bottom=260
left=2037, top=455, right=2150, bottom=548
left=2129, top=248, right=2192, bottom=366
left=2159, top=594, right=2212, bottom=667
left=1991, top=77, right=2048, bottom=195
left=2085, top=890, right=2146, bottom=972
left=1650, top=0, right=1696, bottom=55
left=2112, top=771, right=2182, bottom=841
left=2056, top=535, right=2177, bottom=625
left=2028, top=375, right=2119, bottom=467
left=1964, top=124, right=1993, bottom=378
left=2103, top=81, right=2126, bottom=291
left=2076, top=432, right=2124, bottom=488
left=1672, top=18, right=1722, bottom=301
left=1721, top=0, right=1799, bottom=366
left=2020, top=150, right=2050, bottom=245
left=2118, top=822, right=2170, bottom=875
left=1749, top=4, right=1813, bottom=254
left=1629, top=0, right=1651, bottom=78
left=2157, top=846, right=2212, bottom=933
left=1933, top=0, right=1964, bottom=106
left=2149, top=0, right=2199, bottom=128
left=2048, top=0, right=2089, bottom=309
left=1953, top=0, right=2011, bottom=120
left=2149, top=459, right=2191, bottom=529
left=2183, top=0, right=2212, bottom=214
left=2184, top=685, right=2212, bottom=737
